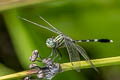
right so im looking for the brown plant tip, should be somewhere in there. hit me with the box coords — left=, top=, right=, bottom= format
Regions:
left=27, top=69, right=39, bottom=75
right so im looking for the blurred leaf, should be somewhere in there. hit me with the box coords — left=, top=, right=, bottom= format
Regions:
left=2, top=9, right=36, bottom=68
left=0, top=0, right=53, bottom=12
left=0, top=63, right=15, bottom=76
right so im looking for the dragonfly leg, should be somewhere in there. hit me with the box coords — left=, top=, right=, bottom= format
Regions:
left=48, top=48, right=55, bottom=58
left=56, top=49, right=62, bottom=61
left=52, top=49, right=59, bottom=61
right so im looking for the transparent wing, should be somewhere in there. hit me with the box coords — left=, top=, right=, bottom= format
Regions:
left=64, top=37, right=98, bottom=72
left=18, top=16, right=60, bottom=34
left=38, top=16, right=62, bottom=34
left=74, top=44, right=98, bottom=72
left=64, top=38, right=81, bottom=71
left=64, top=38, right=80, bottom=62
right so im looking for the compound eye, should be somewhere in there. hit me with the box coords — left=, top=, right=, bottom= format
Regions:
left=47, top=38, right=54, bottom=44
left=46, top=38, right=56, bottom=48
left=47, top=38, right=51, bottom=42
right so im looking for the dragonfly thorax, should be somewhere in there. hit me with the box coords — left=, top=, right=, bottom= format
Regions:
left=46, top=35, right=65, bottom=48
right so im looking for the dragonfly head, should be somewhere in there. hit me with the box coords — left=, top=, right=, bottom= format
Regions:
left=46, top=38, right=56, bottom=48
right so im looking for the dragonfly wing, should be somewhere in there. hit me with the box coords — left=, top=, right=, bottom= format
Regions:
left=64, top=38, right=81, bottom=71
left=18, top=17, right=59, bottom=34
left=75, top=44, right=98, bottom=72
left=38, top=16, right=62, bottom=34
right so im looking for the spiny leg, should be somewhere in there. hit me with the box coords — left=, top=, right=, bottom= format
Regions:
left=74, top=39, right=113, bottom=43
left=48, top=48, right=56, bottom=58
left=56, top=48, right=62, bottom=61
left=52, top=49, right=59, bottom=61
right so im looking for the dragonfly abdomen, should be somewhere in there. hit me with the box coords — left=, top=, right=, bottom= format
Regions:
left=75, top=39, right=113, bottom=43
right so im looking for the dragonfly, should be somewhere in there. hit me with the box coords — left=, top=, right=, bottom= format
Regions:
left=19, top=16, right=113, bottom=72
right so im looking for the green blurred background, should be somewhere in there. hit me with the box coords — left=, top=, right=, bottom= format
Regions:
left=0, top=0, right=120, bottom=80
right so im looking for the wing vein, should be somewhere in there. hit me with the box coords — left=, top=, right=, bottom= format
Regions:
left=18, top=16, right=59, bottom=34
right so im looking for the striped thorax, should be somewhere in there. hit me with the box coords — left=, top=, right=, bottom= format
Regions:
left=46, top=34, right=65, bottom=48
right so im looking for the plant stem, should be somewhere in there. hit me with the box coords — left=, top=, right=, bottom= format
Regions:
left=1, top=56, right=120, bottom=80
left=61, top=56, right=120, bottom=72
left=0, top=69, right=38, bottom=80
